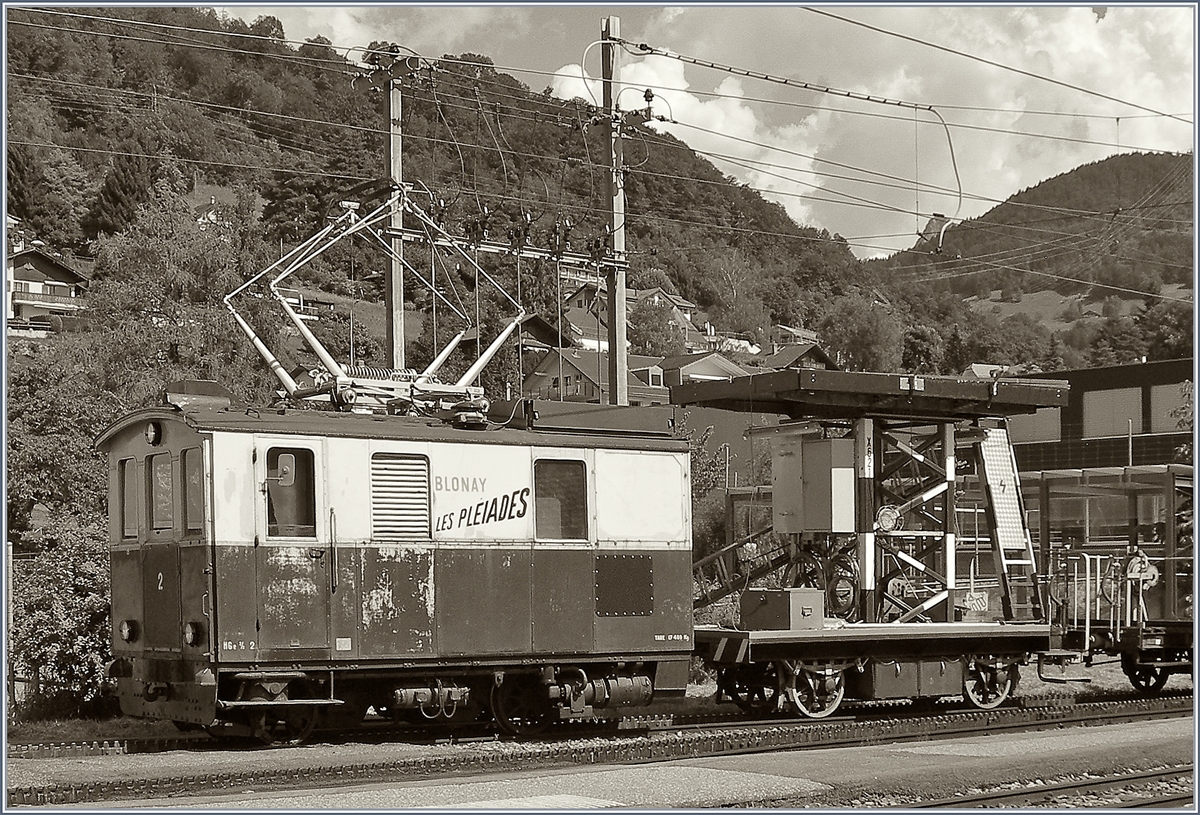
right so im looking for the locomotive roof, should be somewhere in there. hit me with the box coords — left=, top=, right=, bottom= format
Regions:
left=95, top=403, right=690, bottom=453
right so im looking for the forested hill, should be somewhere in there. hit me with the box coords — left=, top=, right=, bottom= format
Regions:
left=868, top=152, right=1193, bottom=302
left=5, top=6, right=1192, bottom=382
left=5, top=6, right=862, bottom=337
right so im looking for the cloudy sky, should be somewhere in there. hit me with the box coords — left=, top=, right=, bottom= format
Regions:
left=220, top=4, right=1195, bottom=258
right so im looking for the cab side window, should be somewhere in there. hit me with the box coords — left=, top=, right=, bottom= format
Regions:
left=183, top=447, right=204, bottom=534
left=534, top=459, right=588, bottom=541
left=147, top=453, right=173, bottom=531
left=119, top=458, right=138, bottom=539
left=266, top=447, right=316, bottom=537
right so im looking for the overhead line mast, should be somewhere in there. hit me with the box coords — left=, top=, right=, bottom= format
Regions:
left=603, top=16, right=629, bottom=406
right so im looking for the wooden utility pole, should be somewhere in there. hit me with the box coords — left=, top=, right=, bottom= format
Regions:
left=385, top=68, right=405, bottom=369
left=602, top=16, right=629, bottom=406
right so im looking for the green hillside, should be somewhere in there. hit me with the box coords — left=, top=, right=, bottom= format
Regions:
left=5, top=6, right=1193, bottom=381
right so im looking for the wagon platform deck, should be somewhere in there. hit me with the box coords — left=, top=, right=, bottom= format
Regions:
left=696, top=621, right=1053, bottom=664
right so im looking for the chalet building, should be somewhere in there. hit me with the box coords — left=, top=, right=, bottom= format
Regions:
left=194, top=196, right=221, bottom=229
left=769, top=324, right=821, bottom=350
left=1007, top=358, right=1193, bottom=470
left=758, top=342, right=839, bottom=371
left=522, top=348, right=752, bottom=406
left=657, top=351, right=752, bottom=387
left=523, top=349, right=670, bottom=405
left=6, top=238, right=89, bottom=336
left=560, top=282, right=709, bottom=352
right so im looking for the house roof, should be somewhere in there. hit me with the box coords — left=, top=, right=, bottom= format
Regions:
left=563, top=281, right=697, bottom=311
left=762, top=343, right=837, bottom=370
left=517, top=313, right=575, bottom=349
left=8, top=248, right=88, bottom=284
left=658, top=350, right=749, bottom=377
left=772, top=324, right=820, bottom=343
left=962, top=363, right=1008, bottom=379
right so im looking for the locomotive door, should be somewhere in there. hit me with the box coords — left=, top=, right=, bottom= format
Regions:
left=254, top=439, right=331, bottom=654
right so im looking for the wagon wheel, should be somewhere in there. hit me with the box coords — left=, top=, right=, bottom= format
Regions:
left=781, top=661, right=845, bottom=719
left=1122, top=654, right=1169, bottom=695
left=963, top=658, right=1017, bottom=710
left=489, top=675, right=551, bottom=738
left=718, top=663, right=781, bottom=715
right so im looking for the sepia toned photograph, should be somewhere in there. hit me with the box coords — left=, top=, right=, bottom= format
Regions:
left=4, top=3, right=1194, bottom=810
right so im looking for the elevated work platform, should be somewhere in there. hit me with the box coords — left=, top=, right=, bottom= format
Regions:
left=672, top=369, right=1068, bottom=420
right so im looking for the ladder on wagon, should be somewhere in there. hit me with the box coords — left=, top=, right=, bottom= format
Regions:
left=974, top=421, right=1044, bottom=622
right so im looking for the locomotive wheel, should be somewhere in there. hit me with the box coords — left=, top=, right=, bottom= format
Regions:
left=257, top=706, right=318, bottom=746
left=782, top=662, right=845, bottom=719
left=489, top=675, right=551, bottom=738
left=719, top=663, right=781, bottom=714
left=963, top=659, right=1016, bottom=710
left=1122, top=654, right=1169, bottom=695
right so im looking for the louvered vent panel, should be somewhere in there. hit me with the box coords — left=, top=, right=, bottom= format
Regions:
left=371, top=454, right=430, bottom=540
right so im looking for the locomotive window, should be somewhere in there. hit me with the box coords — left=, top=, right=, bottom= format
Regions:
left=183, top=447, right=204, bottom=533
left=534, top=459, right=588, bottom=541
left=119, top=459, right=137, bottom=539
left=267, top=447, right=316, bottom=537
left=147, top=454, right=173, bottom=531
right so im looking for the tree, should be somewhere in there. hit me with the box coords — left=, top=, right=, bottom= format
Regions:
left=901, top=325, right=944, bottom=374
left=309, top=309, right=386, bottom=368
left=1137, top=300, right=1194, bottom=361
left=10, top=513, right=114, bottom=719
left=1088, top=315, right=1148, bottom=367
left=628, top=298, right=686, bottom=358
left=817, top=292, right=903, bottom=372
left=1169, top=380, right=1193, bottom=463
left=82, top=147, right=155, bottom=238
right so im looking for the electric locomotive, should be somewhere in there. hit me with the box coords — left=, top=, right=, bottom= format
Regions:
left=99, top=386, right=693, bottom=742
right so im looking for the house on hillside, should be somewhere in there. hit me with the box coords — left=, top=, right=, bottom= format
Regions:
left=522, top=348, right=670, bottom=405
left=769, top=324, right=821, bottom=350
left=194, top=196, right=221, bottom=229
left=658, top=351, right=751, bottom=387
left=759, top=342, right=839, bottom=372
left=6, top=242, right=89, bottom=337
left=560, top=281, right=709, bottom=352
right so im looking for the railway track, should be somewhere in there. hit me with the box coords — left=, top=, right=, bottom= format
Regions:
left=914, top=765, right=1194, bottom=808
left=7, top=695, right=1192, bottom=807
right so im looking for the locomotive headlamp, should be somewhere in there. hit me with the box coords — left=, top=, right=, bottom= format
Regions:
left=183, top=621, right=203, bottom=647
left=119, top=619, right=139, bottom=643
left=144, top=421, right=162, bottom=445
